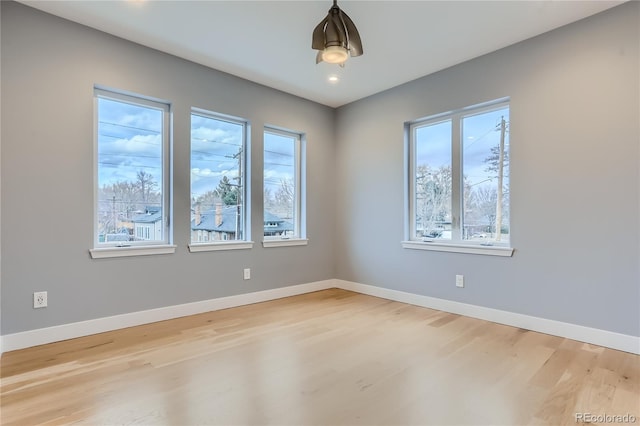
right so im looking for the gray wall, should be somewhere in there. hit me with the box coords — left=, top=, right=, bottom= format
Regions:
left=334, top=2, right=639, bottom=336
left=2, top=1, right=639, bottom=339
left=0, top=1, right=336, bottom=334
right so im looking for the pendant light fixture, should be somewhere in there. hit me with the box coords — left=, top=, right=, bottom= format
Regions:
left=312, top=0, right=363, bottom=66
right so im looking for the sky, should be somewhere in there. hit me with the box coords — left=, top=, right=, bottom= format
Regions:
left=190, top=113, right=244, bottom=201
left=263, top=130, right=295, bottom=197
left=462, top=107, right=510, bottom=187
left=415, top=106, right=510, bottom=188
left=98, top=98, right=296, bottom=210
left=99, top=95, right=504, bottom=213
left=97, top=97, right=164, bottom=188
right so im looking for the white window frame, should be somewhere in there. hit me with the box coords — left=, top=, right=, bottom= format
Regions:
left=262, top=126, right=307, bottom=248
left=403, top=98, right=514, bottom=257
left=90, top=87, right=175, bottom=259
left=188, top=108, right=253, bottom=253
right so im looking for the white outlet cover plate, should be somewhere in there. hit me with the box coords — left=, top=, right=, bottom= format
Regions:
left=34, top=291, right=48, bottom=308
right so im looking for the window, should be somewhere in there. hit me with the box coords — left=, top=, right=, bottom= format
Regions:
left=263, top=127, right=306, bottom=246
left=190, top=109, right=250, bottom=250
left=405, top=99, right=512, bottom=256
left=92, top=88, right=172, bottom=256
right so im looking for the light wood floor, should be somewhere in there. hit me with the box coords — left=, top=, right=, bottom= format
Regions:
left=1, top=289, right=638, bottom=425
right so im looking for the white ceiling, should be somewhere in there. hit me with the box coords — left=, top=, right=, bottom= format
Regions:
left=19, top=0, right=624, bottom=108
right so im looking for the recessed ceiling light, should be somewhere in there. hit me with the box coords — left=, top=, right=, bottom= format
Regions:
left=328, top=75, right=340, bottom=84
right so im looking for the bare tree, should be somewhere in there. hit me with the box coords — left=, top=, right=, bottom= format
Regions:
left=194, top=190, right=220, bottom=210
left=111, top=181, right=137, bottom=219
left=415, top=165, right=452, bottom=238
left=264, top=187, right=276, bottom=212
left=135, top=170, right=157, bottom=205
left=274, top=179, right=294, bottom=217
left=98, top=181, right=138, bottom=234
left=468, top=185, right=498, bottom=235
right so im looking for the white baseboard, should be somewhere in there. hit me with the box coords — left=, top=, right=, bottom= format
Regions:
left=2, top=278, right=638, bottom=355
left=334, top=280, right=640, bottom=355
left=0, top=279, right=336, bottom=354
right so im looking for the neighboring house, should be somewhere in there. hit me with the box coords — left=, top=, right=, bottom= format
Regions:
left=263, top=211, right=294, bottom=237
left=191, top=204, right=292, bottom=242
left=132, top=206, right=163, bottom=241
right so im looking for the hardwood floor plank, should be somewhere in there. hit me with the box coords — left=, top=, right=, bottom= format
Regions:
left=1, top=289, right=638, bottom=425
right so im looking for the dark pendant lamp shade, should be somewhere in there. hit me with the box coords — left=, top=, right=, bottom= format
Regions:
left=312, top=0, right=363, bottom=66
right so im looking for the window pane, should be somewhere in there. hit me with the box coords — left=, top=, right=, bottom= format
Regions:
left=462, top=107, right=510, bottom=243
left=97, top=96, right=164, bottom=244
left=264, top=131, right=296, bottom=238
left=190, top=113, right=245, bottom=243
left=414, top=120, right=452, bottom=240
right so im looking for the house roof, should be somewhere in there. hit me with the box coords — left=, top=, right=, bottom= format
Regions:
left=264, top=211, right=287, bottom=224
left=262, top=211, right=294, bottom=233
left=192, top=206, right=239, bottom=233
left=191, top=206, right=292, bottom=233
left=132, top=205, right=293, bottom=232
left=264, top=220, right=294, bottom=234
left=132, top=206, right=162, bottom=224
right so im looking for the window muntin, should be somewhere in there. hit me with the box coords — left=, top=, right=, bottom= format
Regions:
left=190, top=110, right=248, bottom=244
left=94, top=88, right=170, bottom=248
left=409, top=99, right=510, bottom=246
left=263, top=128, right=302, bottom=240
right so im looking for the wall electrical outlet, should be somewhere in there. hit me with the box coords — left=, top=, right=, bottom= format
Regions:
left=455, top=275, right=464, bottom=288
left=243, top=268, right=251, bottom=280
left=33, top=291, right=48, bottom=308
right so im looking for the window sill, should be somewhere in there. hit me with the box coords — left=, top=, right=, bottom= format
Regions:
left=90, top=245, right=177, bottom=259
left=401, top=241, right=514, bottom=257
left=188, top=241, right=254, bottom=253
left=262, top=238, right=309, bottom=248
